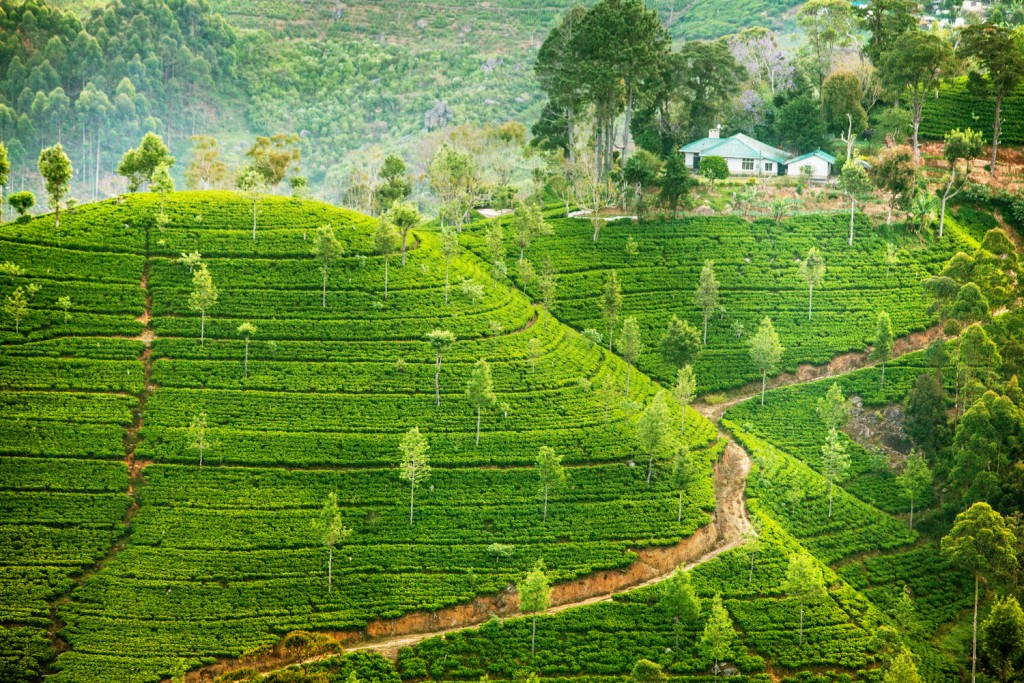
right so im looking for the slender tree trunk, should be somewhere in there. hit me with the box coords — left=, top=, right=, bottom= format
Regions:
left=608, top=321, right=614, bottom=352
left=567, top=104, right=575, bottom=164
left=678, top=488, right=683, bottom=522
left=808, top=284, right=813, bottom=320
left=409, top=480, right=415, bottom=526
left=646, top=447, right=654, bottom=484
left=761, top=370, right=766, bottom=405
left=531, top=614, right=537, bottom=658
left=703, top=312, right=709, bottom=345
left=940, top=192, right=949, bottom=238
left=244, top=338, right=249, bottom=377
left=384, top=257, right=389, bottom=300
left=200, top=309, right=205, bottom=346
left=543, top=484, right=549, bottom=521
left=881, top=360, right=886, bottom=388
left=434, top=355, right=441, bottom=406
left=849, top=198, right=855, bottom=246
left=475, top=406, right=481, bottom=446
left=94, top=130, right=100, bottom=202
left=972, top=574, right=979, bottom=683
left=322, top=267, right=327, bottom=307
left=625, top=363, right=632, bottom=397
left=199, top=444, right=203, bottom=469
left=749, top=552, right=755, bottom=584
left=680, top=409, right=686, bottom=437
left=828, top=478, right=834, bottom=518
left=622, top=87, right=634, bottom=166
left=401, top=231, right=408, bottom=266
left=328, top=545, right=333, bottom=592
left=911, top=88, right=922, bottom=165
left=445, top=262, right=450, bottom=304
left=992, top=94, right=1003, bottom=179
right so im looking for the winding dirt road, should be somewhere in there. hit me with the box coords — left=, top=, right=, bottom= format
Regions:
left=186, top=323, right=949, bottom=682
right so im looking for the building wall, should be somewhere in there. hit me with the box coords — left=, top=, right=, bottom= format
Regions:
left=724, top=157, right=778, bottom=176
left=786, top=156, right=831, bottom=180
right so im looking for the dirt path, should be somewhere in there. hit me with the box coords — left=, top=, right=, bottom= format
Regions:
left=184, top=443, right=751, bottom=681
left=692, top=323, right=945, bottom=422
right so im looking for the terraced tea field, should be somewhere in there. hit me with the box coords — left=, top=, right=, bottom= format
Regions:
left=471, top=214, right=975, bottom=392
left=0, top=193, right=727, bottom=682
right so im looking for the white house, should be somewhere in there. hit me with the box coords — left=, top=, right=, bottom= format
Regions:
left=681, top=128, right=835, bottom=180
left=785, top=150, right=835, bottom=181
left=681, top=128, right=791, bottom=177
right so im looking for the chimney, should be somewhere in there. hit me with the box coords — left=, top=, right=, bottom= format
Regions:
left=708, top=125, right=721, bottom=139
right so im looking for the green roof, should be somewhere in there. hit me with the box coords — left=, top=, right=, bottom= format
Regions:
left=681, top=133, right=791, bottom=165
left=788, top=149, right=836, bottom=165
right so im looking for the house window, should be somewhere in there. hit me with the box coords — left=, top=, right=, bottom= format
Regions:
left=764, top=162, right=773, bottom=172
left=742, top=159, right=755, bottom=171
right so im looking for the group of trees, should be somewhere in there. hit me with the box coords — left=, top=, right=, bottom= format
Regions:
left=527, top=0, right=1024, bottom=228
left=0, top=0, right=235, bottom=199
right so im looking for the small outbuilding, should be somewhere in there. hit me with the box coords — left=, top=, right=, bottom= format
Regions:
left=785, top=150, right=835, bottom=181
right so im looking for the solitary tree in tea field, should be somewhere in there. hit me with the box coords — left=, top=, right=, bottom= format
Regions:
left=383, top=200, right=422, bottom=266
left=466, top=358, right=496, bottom=446
left=187, top=412, right=210, bottom=469
left=312, top=224, right=344, bottom=307
left=637, top=391, right=672, bottom=484
left=188, top=263, right=218, bottom=346
left=799, top=247, right=826, bottom=320
left=373, top=219, right=399, bottom=300
left=518, top=560, right=551, bottom=658
left=426, top=329, right=456, bottom=407
left=600, top=270, right=623, bottom=351
left=701, top=594, right=735, bottom=679
left=695, top=260, right=720, bottom=345
left=839, top=163, right=872, bottom=245
left=897, top=451, right=932, bottom=532
left=749, top=317, right=783, bottom=405
left=660, top=316, right=701, bottom=371
left=313, top=492, right=351, bottom=592
left=873, top=310, right=894, bottom=388
left=38, top=144, right=72, bottom=228
left=236, top=166, right=268, bottom=240
left=536, top=445, right=565, bottom=521
left=673, top=365, right=697, bottom=437
left=441, top=225, right=460, bottom=305
left=399, top=427, right=432, bottom=526
left=784, top=552, right=826, bottom=646
left=659, top=566, right=701, bottom=650
left=237, top=322, right=256, bottom=378
left=671, top=447, right=694, bottom=523
left=817, top=383, right=849, bottom=432
left=821, top=428, right=850, bottom=518
left=616, top=316, right=643, bottom=396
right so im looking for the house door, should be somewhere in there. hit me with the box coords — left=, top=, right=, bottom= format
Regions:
left=693, top=154, right=700, bottom=171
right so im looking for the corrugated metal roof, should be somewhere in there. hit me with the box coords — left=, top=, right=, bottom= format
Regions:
left=788, top=149, right=836, bottom=165
left=680, top=137, right=726, bottom=154
left=680, top=133, right=791, bottom=164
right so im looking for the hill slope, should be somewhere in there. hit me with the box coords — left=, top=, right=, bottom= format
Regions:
left=0, top=193, right=724, bottom=682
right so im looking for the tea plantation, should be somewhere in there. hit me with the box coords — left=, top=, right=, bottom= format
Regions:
left=0, top=193, right=728, bottom=682
left=467, top=214, right=974, bottom=392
